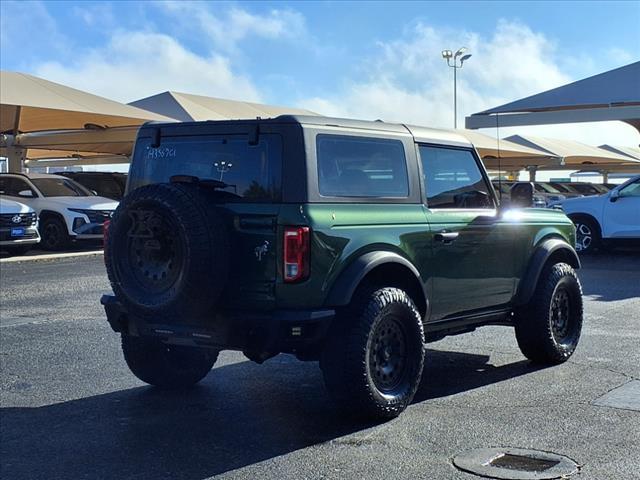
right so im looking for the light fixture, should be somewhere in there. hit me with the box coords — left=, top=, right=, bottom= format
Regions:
left=454, top=47, right=467, bottom=58
left=441, top=46, right=472, bottom=128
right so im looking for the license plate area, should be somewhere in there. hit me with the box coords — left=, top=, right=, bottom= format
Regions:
left=11, top=227, right=25, bottom=237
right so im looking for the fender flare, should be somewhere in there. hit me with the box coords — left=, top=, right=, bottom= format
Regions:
left=514, top=237, right=580, bottom=306
left=325, top=251, right=427, bottom=309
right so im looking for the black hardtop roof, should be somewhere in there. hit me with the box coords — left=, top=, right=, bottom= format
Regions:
left=142, top=115, right=406, bottom=133
left=139, top=115, right=472, bottom=147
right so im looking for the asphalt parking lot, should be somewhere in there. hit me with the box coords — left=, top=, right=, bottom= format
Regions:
left=1, top=252, right=639, bottom=480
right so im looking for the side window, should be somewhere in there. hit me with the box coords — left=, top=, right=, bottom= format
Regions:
left=619, top=179, right=640, bottom=197
left=317, top=134, right=409, bottom=198
left=0, top=177, right=33, bottom=196
left=419, top=146, right=493, bottom=209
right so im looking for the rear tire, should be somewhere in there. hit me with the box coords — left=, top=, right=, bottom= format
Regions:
left=321, top=287, right=425, bottom=420
left=122, top=334, right=217, bottom=388
left=515, top=263, right=583, bottom=364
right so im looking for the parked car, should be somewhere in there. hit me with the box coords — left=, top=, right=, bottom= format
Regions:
left=0, top=173, right=118, bottom=250
left=547, top=182, right=584, bottom=197
left=565, top=182, right=609, bottom=196
left=59, top=172, right=127, bottom=200
left=0, top=197, right=40, bottom=255
left=492, top=180, right=546, bottom=208
left=532, top=182, right=567, bottom=206
left=553, top=175, right=640, bottom=253
left=102, top=115, right=583, bottom=420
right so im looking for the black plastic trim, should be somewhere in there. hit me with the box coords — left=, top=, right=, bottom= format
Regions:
left=325, top=251, right=428, bottom=308
left=514, top=238, right=580, bottom=306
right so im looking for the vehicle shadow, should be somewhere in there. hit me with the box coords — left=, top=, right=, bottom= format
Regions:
left=1, top=349, right=541, bottom=480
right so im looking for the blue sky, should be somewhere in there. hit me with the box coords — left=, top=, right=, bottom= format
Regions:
left=1, top=1, right=639, bottom=146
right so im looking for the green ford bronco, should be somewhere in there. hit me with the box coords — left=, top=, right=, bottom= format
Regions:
left=102, top=115, right=583, bottom=419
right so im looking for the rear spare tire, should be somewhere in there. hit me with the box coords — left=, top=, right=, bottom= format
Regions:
left=105, top=183, right=230, bottom=321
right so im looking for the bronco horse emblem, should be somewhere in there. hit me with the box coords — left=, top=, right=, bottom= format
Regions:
left=254, top=240, right=270, bottom=261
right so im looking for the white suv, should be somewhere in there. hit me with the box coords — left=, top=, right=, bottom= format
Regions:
left=0, top=173, right=118, bottom=250
left=0, top=197, right=40, bottom=255
left=555, top=175, right=640, bottom=253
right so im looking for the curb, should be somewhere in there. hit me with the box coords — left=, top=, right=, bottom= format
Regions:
left=0, top=250, right=104, bottom=263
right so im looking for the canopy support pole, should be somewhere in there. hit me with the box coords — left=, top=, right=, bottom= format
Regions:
left=602, top=171, right=609, bottom=183
left=526, top=166, right=537, bottom=182
left=1, top=135, right=26, bottom=172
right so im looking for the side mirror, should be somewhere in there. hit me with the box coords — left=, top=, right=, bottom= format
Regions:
left=509, top=182, right=534, bottom=208
left=91, top=190, right=98, bottom=196
left=18, top=190, right=35, bottom=198
left=609, top=190, right=620, bottom=203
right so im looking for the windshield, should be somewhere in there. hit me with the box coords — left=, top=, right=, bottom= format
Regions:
left=537, top=183, right=561, bottom=193
left=129, top=134, right=282, bottom=202
left=31, top=178, right=91, bottom=197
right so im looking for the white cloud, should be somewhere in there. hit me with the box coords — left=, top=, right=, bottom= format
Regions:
left=160, top=2, right=306, bottom=52
left=34, top=31, right=261, bottom=103
left=297, top=20, right=639, bottom=147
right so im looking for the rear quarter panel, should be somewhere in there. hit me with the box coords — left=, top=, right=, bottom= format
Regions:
left=275, top=203, right=430, bottom=309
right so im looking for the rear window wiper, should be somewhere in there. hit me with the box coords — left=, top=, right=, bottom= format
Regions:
left=169, top=175, right=238, bottom=194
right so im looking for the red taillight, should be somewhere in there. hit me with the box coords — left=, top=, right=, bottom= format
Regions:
left=103, top=219, right=111, bottom=265
left=283, top=226, right=310, bottom=283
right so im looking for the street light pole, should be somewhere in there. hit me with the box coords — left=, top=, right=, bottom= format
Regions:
left=442, top=47, right=472, bottom=129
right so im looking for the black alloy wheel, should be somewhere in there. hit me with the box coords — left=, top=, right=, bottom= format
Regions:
left=127, top=209, right=185, bottom=294
left=369, top=315, right=408, bottom=394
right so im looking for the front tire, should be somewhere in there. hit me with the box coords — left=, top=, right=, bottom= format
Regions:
left=41, top=216, right=71, bottom=251
left=321, top=287, right=426, bottom=420
left=570, top=215, right=601, bottom=254
left=122, top=335, right=217, bottom=388
left=515, top=263, right=583, bottom=364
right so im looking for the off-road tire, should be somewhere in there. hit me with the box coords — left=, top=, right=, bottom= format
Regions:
left=41, top=216, right=71, bottom=251
left=105, top=183, right=230, bottom=321
left=515, top=262, right=583, bottom=364
left=570, top=215, right=601, bottom=254
left=321, top=287, right=426, bottom=420
left=121, top=334, right=217, bottom=388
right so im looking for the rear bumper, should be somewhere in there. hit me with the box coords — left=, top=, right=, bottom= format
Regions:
left=100, top=295, right=334, bottom=353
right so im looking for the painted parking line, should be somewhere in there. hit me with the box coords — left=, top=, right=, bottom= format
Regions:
left=0, top=250, right=103, bottom=263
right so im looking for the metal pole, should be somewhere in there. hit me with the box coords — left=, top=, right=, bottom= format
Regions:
left=453, top=65, right=457, bottom=129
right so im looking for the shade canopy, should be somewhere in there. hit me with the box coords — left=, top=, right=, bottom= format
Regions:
left=451, top=129, right=559, bottom=170
left=2, top=126, right=139, bottom=157
left=129, top=91, right=316, bottom=122
left=504, top=135, right=640, bottom=168
left=466, top=62, right=640, bottom=132
left=0, top=71, right=172, bottom=133
left=598, top=144, right=640, bottom=161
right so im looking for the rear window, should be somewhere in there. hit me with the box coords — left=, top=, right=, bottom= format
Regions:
left=317, top=135, right=409, bottom=198
left=129, top=134, right=282, bottom=202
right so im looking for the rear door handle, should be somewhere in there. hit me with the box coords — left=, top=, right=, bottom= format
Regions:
left=434, top=231, right=459, bottom=244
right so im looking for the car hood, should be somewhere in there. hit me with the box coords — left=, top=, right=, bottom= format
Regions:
left=554, top=193, right=607, bottom=212
left=0, top=197, right=35, bottom=214
left=42, top=196, right=119, bottom=210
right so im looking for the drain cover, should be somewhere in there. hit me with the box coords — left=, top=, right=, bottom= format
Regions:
left=452, top=447, right=579, bottom=479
